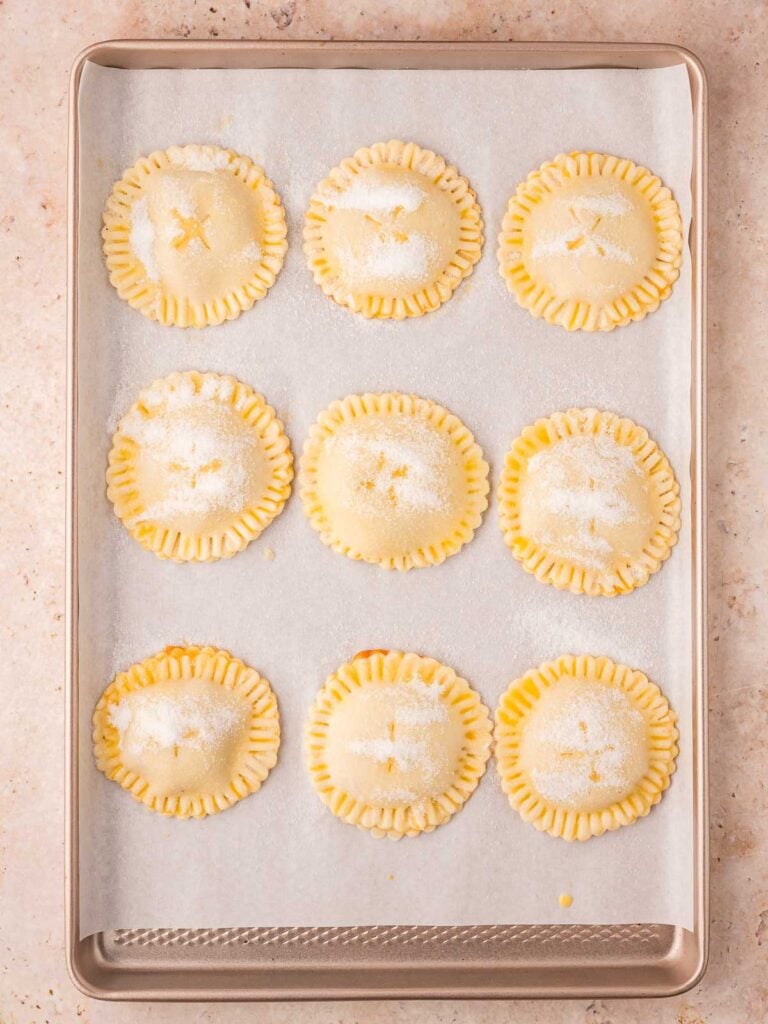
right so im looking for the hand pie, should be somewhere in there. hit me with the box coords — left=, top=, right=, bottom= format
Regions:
left=497, top=408, right=681, bottom=595
left=305, top=650, right=492, bottom=839
left=498, top=151, right=683, bottom=331
left=107, top=370, right=293, bottom=562
left=304, top=140, right=483, bottom=319
left=300, top=392, right=489, bottom=570
left=495, top=654, right=678, bottom=840
left=93, top=646, right=280, bottom=819
left=102, top=144, right=287, bottom=327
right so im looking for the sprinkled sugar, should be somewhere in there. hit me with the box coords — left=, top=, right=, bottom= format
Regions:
left=345, top=675, right=451, bottom=784
left=528, top=433, right=639, bottom=475
left=347, top=737, right=427, bottom=772
left=130, top=197, right=159, bottom=281
left=110, top=687, right=242, bottom=756
left=392, top=678, right=449, bottom=725
left=155, top=177, right=196, bottom=219
left=329, top=178, right=435, bottom=283
left=532, top=232, right=633, bottom=265
left=136, top=420, right=249, bottom=523
left=526, top=435, right=643, bottom=571
left=537, top=529, right=614, bottom=573
left=131, top=177, right=261, bottom=273
left=353, top=233, right=437, bottom=283
left=331, top=180, right=426, bottom=215
left=120, top=383, right=252, bottom=524
left=169, top=148, right=232, bottom=173
left=331, top=419, right=450, bottom=514
left=543, top=483, right=634, bottom=525
left=238, top=240, right=263, bottom=264
left=568, top=191, right=633, bottom=217
left=531, top=189, right=635, bottom=265
left=530, top=686, right=643, bottom=807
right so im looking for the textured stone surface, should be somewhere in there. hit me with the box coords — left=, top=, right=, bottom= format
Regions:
left=0, top=1, right=765, bottom=1020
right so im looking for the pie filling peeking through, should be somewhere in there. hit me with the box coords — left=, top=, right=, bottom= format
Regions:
left=102, top=144, right=288, bottom=327
left=306, top=650, right=493, bottom=839
left=304, top=140, right=483, bottom=319
left=93, top=646, right=281, bottom=819
left=497, top=408, right=681, bottom=596
left=494, top=654, right=678, bottom=841
left=107, top=370, right=293, bottom=563
left=299, top=392, right=490, bottom=570
left=497, top=151, right=683, bottom=331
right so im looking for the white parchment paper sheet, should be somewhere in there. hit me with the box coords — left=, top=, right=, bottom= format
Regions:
left=77, top=63, right=694, bottom=936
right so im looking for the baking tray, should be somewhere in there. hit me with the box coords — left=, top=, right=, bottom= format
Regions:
left=65, top=39, right=708, bottom=1000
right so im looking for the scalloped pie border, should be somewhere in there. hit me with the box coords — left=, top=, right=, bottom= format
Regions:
left=102, top=144, right=288, bottom=328
left=92, top=645, right=281, bottom=819
left=497, top=407, right=682, bottom=596
left=497, top=150, right=683, bottom=332
left=299, top=391, right=490, bottom=571
left=494, top=653, right=679, bottom=841
left=305, top=649, right=493, bottom=839
left=107, top=370, right=294, bottom=563
left=303, top=139, right=484, bottom=320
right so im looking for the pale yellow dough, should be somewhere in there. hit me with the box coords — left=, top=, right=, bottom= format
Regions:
left=304, top=140, right=483, bottom=319
left=299, top=392, right=489, bottom=570
left=306, top=650, right=493, bottom=839
left=93, top=646, right=281, bottom=819
left=102, top=144, right=287, bottom=327
left=107, top=370, right=293, bottom=563
left=497, top=151, right=683, bottom=331
left=495, top=654, right=679, bottom=841
left=497, top=408, right=681, bottom=596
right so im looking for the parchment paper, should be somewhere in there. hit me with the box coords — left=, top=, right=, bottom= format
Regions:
left=77, top=62, right=694, bottom=937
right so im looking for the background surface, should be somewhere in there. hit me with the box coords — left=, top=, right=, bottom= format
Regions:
left=1, top=0, right=765, bottom=1021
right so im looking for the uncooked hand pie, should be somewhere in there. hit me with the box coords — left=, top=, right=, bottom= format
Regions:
left=299, top=392, right=489, bottom=570
left=107, top=370, right=293, bottom=562
left=93, top=646, right=280, bottom=819
left=497, top=408, right=681, bottom=596
left=494, top=654, right=678, bottom=841
left=304, top=140, right=483, bottom=319
left=102, top=144, right=288, bottom=327
left=497, top=151, right=683, bottom=331
left=305, top=650, right=493, bottom=839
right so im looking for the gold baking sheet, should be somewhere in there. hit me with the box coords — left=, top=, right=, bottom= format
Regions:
left=66, top=40, right=707, bottom=1000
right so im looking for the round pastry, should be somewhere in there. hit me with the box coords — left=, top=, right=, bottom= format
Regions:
left=299, top=392, right=489, bottom=570
left=93, top=646, right=280, bottom=819
left=497, top=408, right=681, bottom=596
left=497, top=151, right=683, bottom=331
left=107, top=370, right=293, bottom=562
left=304, top=140, right=483, bottom=319
left=306, top=650, right=493, bottom=839
left=102, top=144, right=287, bottom=327
left=494, top=654, right=678, bottom=841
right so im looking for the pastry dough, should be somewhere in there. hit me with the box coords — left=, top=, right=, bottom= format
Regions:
left=107, top=371, right=293, bottom=562
left=497, top=151, right=683, bottom=331
left=306, top=650, right=493, bottom=839
left=102, top=144, right=287, bottom=327
left=93, top=646, right=280, bottom=819
left=299, top=392, right=489, bottom=570
left=494, top=654, right=678, bottom=840
left=304, top=140, right=483, bottom=319
left=497, top=408, right=681, bottom=596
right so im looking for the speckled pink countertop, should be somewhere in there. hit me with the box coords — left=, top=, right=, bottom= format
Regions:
left=1, top=1, right=765, bottom=1021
